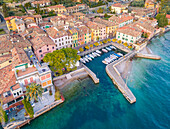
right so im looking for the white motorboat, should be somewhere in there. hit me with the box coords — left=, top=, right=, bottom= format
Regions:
left=110, top=45, right=116, bottom=50
left=80, top=58, right=86, bottom=63
left=102, top=60, right=108, bottom=65
left=89, top=54, right=94, bottom=59
left=117, top=53, right=123, bottom=57
left=96, top=50, right=102, bottom=54
left=102, top=49, right=108, bottom=53
left=83, top=57, right=89, bottom=62
left=94, top=52, right=100, bottom=56
left=92, top=52, right=97, bottom=57
left=85, top=55, right=92, bottom=61
left=106, top=47, right=111, bottom=51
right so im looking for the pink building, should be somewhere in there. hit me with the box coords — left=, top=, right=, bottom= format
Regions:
left=30, top=36, right=56, bottom=61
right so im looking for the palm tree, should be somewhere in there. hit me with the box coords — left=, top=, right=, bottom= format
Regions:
left=26, top=83, right=43, bottom=102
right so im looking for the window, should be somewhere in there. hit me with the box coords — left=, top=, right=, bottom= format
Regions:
left=47, top=45, right=48, bottom=47
left=42, top=82, right=47, bottom=87
left=39, top=50, right=42, bottom=53
left=14, top=93, right=16, bottom=95
left=41, top=54, right=43, bottom=57
left=47, top=80, right=51, bottom=85
left=9, top=60, right=12, bottom=63
left=47, top=48, right=49, bottom=51
left=52, top=47, right=54, bottom=49
left=118, top=36, right=120, bottom=38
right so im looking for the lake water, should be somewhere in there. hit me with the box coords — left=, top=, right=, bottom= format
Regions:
left=22, top=32, right=170, bottom=129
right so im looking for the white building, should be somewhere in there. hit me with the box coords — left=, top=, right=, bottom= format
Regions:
left=31, top=0, right=51, bottom=7
left=46, top=27, right=73, bottom=49
left=116, top=27, right=142, bottom=44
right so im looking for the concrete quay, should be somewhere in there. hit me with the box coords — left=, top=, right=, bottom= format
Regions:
left=106, top=51, right=136, bottom=104
left=135, top=53, right=161, bottom=60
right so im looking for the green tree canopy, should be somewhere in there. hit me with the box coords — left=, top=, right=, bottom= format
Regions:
left=22, top=98, right=34, bottom=118
left=156, top=13, right=168, bottom=27
left=43, top=48, right=80, bottom=75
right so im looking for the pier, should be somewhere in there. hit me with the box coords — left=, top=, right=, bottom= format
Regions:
left=83, top=64, right=99, bottom=84
left=106, top=51, right=136, bottom=104
left=135, top=53, right=161, bottom=60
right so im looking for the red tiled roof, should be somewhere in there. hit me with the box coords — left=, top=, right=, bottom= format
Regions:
left=166, top=14, right=170, bottom=19
left=30, top=36, right=55, bottom=51
left=17, top=67, right=37, bottom=77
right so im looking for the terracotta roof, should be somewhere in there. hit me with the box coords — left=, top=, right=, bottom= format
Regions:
left=47, top=4, right=65, bottom=9
left=46, top=27, right=68, bottom=39
left=93, top=17, right=117, bottom=26
left=109, top=14, right=134, bottom=24
left=145, top=0, right=156, bottom=4
left=32, top=0, right=50, bottom=4
left=30, top=36, right=55, bottom=51
left=166, top=14, right=170, bottom=19
left=112, top=3, right=127, bottom=8
left=0, top=54, right=12, bottom=64
left=77, top=25, right=91, bottom=35
left=0, top=35, right=13, bottom=54
left=117, top=27, right=142, bottom=37
left=11, top=47, right=30, bottom=68
left=39, top=22, right=53, bottom=27
left=17, top=67, right=37, bottom=77
left=86, top=21, right=106, bottom=30
left=0, top=65, right=15, bottom=94
left=4, top=16, right=21, bottom=21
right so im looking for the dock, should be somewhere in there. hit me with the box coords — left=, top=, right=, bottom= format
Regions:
left=135, top=53, right=161, bottom=60
left=106, top=51, right=136, bottom=104
left=83, top=64, right=99, bottom=84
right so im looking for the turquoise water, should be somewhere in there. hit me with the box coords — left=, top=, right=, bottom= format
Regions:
left=23, top=32, right=170, bottom=129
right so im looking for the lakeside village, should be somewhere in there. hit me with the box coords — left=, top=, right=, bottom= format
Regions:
left=0, top=0, right=169, bottom=128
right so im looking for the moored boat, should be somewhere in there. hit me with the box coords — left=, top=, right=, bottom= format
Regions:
left=102, top=49, right=108, bottom=53
left=96, top=50, right=102, bottom=54
left=80, top=58, right=86, bottom=63
left=106, top=47, right=111, bottom=51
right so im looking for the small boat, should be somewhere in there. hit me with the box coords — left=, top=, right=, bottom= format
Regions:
left=102, top=60, right=108, bottom=65
left=102, top=49, right=108, bottom=53
left=92, top=52, right=97, bottom=57
left=89, top=54, right=94, bottom=59
left=106, top=47, right=111, bottom=51
left=110, top=45, right=116, bottom=50
left=85, top=55, right=92, bottom=61
left=94, top=52, right=100, bottom=56
left=83, top=57, right=89, bottom=62
left=80, top=58, right=86, bottom=63
left=96, top=50, right=102, bottom=54
left=117, top=53, right=123, bottom=57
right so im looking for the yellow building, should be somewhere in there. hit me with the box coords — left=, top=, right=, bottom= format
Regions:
left=86, top=21, right=107, bottom=42
left=145, top=0, right=156, bottom=8
left=93, top=17, right=118, bottom=37
left=5, top=16, right=25, bottom=32
left=47, top=4, right=66, bottom=14
left=69, top=28, right=78, bottom=47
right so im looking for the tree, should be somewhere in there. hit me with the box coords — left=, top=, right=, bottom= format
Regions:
left=0, top=100, right=8, bottom=124
left=26, top=83, right=43, bottom=102
left=22, top=98, right=34, bottom=118
left=24, top=2, right=31, bottom=9
left=35, top=4, right=40, bottom=14
left=103, top=40, right=107, bottom=43
left=94, top=42, right=99, bottom=46
left=61, top=48, right=80, bottom=72
left=43, top=48, right=80, bottom=75
left=112, top=39, right=117, bottom=42
left=156, top=13, right=168, bottom=27
left=85, top=45, right=89, bottom=49
left=108, top=6, right=111, bottom=12
left=2, top=3, right=8, bottom=17
left=55, top=90, right=61, bottom=101
left=117, top=40, right=122, bottom=44
left=107, top=38, right=111, bottom=42
left=89, top=44, right=93, bottom=48
left=97, top=7, right=103, bottom=13
left=79, top=48, right=84, bottom=52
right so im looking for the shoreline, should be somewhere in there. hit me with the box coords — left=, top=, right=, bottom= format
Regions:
left=4, top=29, right=169, bottom=129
